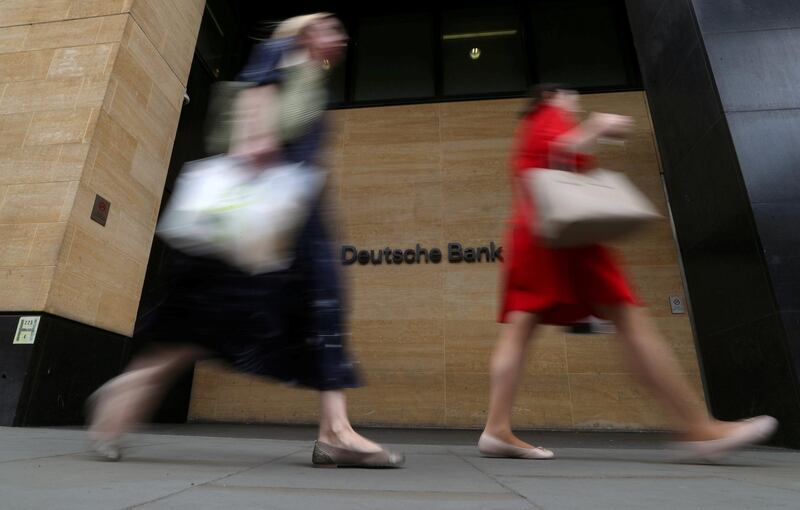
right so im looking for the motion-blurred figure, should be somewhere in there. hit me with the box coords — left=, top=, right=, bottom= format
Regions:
left=479, top=84, right=776, bottom=460
left=87, top=14, right=404, bottom=469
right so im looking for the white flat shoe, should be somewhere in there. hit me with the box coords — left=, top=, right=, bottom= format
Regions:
left=478, top=433, right=555, bottom=460
left=673, top=415, right=778, bottom=461
left=90, top=438, right=122, bottom=462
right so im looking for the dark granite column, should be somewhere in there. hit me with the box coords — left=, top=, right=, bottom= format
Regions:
left=625, top=0, right=800, bottom=446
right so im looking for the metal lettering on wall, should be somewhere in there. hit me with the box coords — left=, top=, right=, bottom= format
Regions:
left=341, top=243, right=503, bottom=266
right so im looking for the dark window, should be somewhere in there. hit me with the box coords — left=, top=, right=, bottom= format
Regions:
left=326, top=50, right=347, bottom=105
left=531, top=0, right=633, bottom=89
left=441, top=6, right=527, bottom=96
left=353, top=14, right=435, bottom=102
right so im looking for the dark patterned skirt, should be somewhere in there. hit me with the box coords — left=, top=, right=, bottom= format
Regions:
left=134, top=204, right=359, bottom=391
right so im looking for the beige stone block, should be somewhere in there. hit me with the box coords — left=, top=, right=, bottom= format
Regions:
left=0, top=50, right=54, bottom=83
left=75, top=74, right=114, bottom=108
left=443, top=265, right=500, bottom=321
left=566, top=334, right=627, bottom=375
left=582, top=91, right=649, bottom=119
left=25, top=107, right=97, bottom=146
left=0, top=0, right=72, bottom=27
left=340, top=141, right=441, bottom=184
left=348, top=370, right=446, bottom=426
left=0, top=181, right=77, bottom=223
left=0, top=112, right=33, bottom=148
left=0, top=265, right=55, bottom=311
left=652, top=316, right=703, bottom=375
left=0, top=146, right=60, bottom=184
left=569, top=373, right=679, bottom=429
left=129, top=0, right=204, bottom=84
left=0, top=224, right=37, bottom=266
left=442, top=177, right=511, bottom=223
left=444, top=319, right=497, bottom=374
left=62, top=226, right=144, bottom=298
left=91, top=109, right=137, bottom=162
left=55, top=143, right=91, bottom=181
left=23, top=17, right=104, bottom=51
left=104, top=76, right=175, bottom=162
left=128, top=0, right=166, bottom=54
left=351, top=319, right=444, bottom=373
left=526, top=327, right=570, bottom=375
left=439, top=98, right=520, bottom=142
left=112, top=42, right=154, bottom=104
left=0, top=144, right=88, bottom=185
left=130, top=146, right=167, bottom=197
left=0, top=25, right=30, bottom=54
left=446, top=371, right=573, bottom=428
left=47, top=264, right=102, bottom=323
left=66, top=0, right=129, bottom=19
left=95, top=289, right=139, bottom=335
left=159, top=10, right=203, bottom=85
left=340, top=222, right=444, bottom=248
left=27, top=222, right=68, bottom=267
left=88, top=145, right=159, bottom=226
left=344, top=103, right=440, bottom=146
left=441, top=138, right=512, bottom=181
left=96, top=14, right=129, bottom=44
left=341, top=180, right=443, bottom=227
left=442, top=217, right=507, bottom=242
left=0, top=77, right=83, bottom=114
left=350, top=283, right=444, bottom=322
left=48, top=44, right=116, bottom=79
left=608, top=223, right=679, bottom=267
left=189, top=362, right=321, bottom=423
left=111, top=209, right=155, bottom=263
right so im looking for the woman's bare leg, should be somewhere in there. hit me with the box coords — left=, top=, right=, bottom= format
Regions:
left=595, top=304, right=740, bottom=441
left=88, top=346, right=203, bottom=442
left=317, top=390, right=382, bottom=452
left=483, top=311, right=540, bottom=448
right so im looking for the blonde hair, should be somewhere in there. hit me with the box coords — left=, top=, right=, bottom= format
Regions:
left=271, top=13, right=334, bottom=39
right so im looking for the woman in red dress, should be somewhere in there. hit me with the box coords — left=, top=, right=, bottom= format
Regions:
left=478, top=84, right=776, bottom=460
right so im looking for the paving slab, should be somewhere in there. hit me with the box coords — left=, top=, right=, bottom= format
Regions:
left=0, top=425, right=798, bottom=510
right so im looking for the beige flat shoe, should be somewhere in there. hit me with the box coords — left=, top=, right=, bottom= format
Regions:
left=478, top=433, right=555, bottom=459
left=312, top=441, right=405, bottom=468
left=90, top=438, right=122, bottom=462
left=673, top=415, right=778, bottom=461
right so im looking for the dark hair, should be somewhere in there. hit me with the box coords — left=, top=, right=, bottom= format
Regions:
left=519, top=83, right=564, bottom=118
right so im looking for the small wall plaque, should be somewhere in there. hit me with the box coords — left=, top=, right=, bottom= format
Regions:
left=13, top=316, right=40, bottom=345
left=669, top=296, right=685, bottom=314
left=91, top=194, right=111, bottom=226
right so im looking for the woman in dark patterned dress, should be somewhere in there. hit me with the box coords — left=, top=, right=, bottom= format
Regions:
left=87, top=14, right=404, bottom=469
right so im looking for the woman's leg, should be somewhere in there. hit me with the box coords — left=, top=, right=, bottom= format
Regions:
left=317, top=390, right=382, bottom=452
left=88, top=346, right=203, bottom=442
left=483, top=311, right=540, bottom=448
left=594, top=304, right=741, bottom=440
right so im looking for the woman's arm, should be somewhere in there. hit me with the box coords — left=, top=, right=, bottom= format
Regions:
left=229, top=84, right=280, bottom=164
left=553, top=112, right=633, bottom=156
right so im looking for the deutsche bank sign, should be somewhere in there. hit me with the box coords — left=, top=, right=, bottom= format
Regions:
left=341, top=243, right=503, bottom=266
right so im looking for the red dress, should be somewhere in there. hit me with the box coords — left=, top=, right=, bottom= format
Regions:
left=500, top=104, right=637, bottom=325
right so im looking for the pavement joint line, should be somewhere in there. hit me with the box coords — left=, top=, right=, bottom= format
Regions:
left=714, top=475, right=800, bottom=495
left=123, top=447, right=306, bottom=510
left=448, top=447, right=545, bottom=510
left=199, top=484, right=524, bottom=501
left=498, top=474, right=722, bottom=480
left=0, top=449, right=90, bottom=465
left=0, top=439, right=202, bottom=465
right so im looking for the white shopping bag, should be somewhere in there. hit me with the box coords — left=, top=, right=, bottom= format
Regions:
left=157, top=155, right=325, bottom=274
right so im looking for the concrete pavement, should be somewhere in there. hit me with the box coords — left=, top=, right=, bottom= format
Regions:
left=1, top=425, right=798, bottom=509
